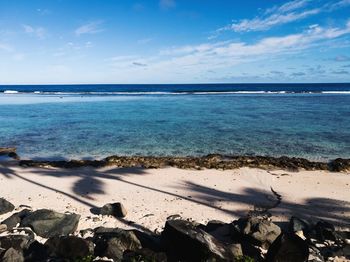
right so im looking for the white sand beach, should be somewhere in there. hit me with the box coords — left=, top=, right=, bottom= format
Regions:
left=1, top=162, right=349, bottom=233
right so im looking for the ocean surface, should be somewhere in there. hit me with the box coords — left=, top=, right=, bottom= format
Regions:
left=0, top=83, right=349, bottom=161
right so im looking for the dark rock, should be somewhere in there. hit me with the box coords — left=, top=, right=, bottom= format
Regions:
left=227, top=243, right=243, bottom=257
left=336, top=230, right=350, bottom=240
left=331, top=243, right=350, bottom=259
left=0, top=247, right=5, bottom=257
left=123, top=248, right=167, bottom=262
left=0, top=198, right=15, bottom=215
left=161, top=219, right=229, bottom=261
left=205, top=220, right=227, bottom=232
left=100, top=202, right=127, bottom=218
left=0, top=147, right=19, bottom=160
left=0, top=147, right=16, bottom=154
left=289, top=216, right=311, bottom=236
left=308, top=246, right=325, bottom=262
left=314, top=221, right=339, bottom=242
left=23, top=241, right=48, bottom=262
left=0, top=224, right=7, bottom=233
left=20, top=209, right=80, bottom=238
left=18, top=154, right=346, bottom=172
left=7, top=152, right=19, bottom=160
left=328, top=158, right=350, bottom=172
left=1, top=247, right=24, bottom=262
left=45, top=236, right=94, bottom=259
left=231, top=216, right=281, bottom=249
left=1, top=209, right=31, bottom=230
left=240, top=240, right=265, bottom=261
left=206, top=223, right=232, bottom=244
left=166, top=214, right=182, bottom=220
left=132, top=230, right=162, bottom=252
left=94, top=227, right=142, bottom=261
left=266, top=233, right=309, bottom=262
left=0, top=235, right=33, bottom=251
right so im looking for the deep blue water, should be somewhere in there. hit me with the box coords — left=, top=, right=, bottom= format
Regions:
left=0, top=84, right=350, bottom=161
left=1, top=83, right=350, bottom=94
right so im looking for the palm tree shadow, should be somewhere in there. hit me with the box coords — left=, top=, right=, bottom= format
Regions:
left=1, top=164, right=349, bottom=229
left=182, top=181, right=350, bottom=225
left=0, top=163, right=17, bottom=179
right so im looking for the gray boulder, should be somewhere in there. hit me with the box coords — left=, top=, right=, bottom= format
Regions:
left=289, top=216, right=311, bottom=236
left=265, top=233, right=309, bottom=262
left=93, top=227, right=142, bottom=261
left=1, top=247, right=24, bottom=262
left=23, top=241, right=49, bottom=262
left=20, top=209, right=80, bottom=238
left=161, top=219, right=230, bottom=261
left=45, top=236, right=94, bottom=259
left=0, top=224, right=7, bottom=233
left=123, top=248, right=167, bottom=262
left=1, top=209, right=31, bottom=231
left=231, top=216, right=281, bottom=249
left=100, top=202, right=127, bottom=218
left=0, top=198, right=15, bottom=215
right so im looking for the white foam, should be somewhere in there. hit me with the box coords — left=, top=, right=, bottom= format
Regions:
left=3, top=90, right=19, bottom=94
left=322, top=91, right=350, bottom=94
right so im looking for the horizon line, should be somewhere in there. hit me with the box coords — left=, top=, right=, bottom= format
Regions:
left=1, top=82, right=350, bottom=86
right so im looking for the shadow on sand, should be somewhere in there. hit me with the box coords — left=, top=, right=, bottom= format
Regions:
left=0, top=163, right=349, bottom=229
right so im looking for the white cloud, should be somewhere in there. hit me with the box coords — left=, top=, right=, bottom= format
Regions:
left=106, top=20, right=350, bottom=82
left=265, top=0, right=308, bottom=14
left=328, top=0, right=350, bottom=9
left=159, top=0, right=176, bottom=10
left=75, top=21, right=104, bottom=36
left=229, top=9, right=320, bottom=32
left=216, top=0, right=350, bottom=33
left=22, top=24, right=46, bottom=39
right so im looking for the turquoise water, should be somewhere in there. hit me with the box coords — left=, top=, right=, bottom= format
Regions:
left=0, top=91, right=350, bottom=161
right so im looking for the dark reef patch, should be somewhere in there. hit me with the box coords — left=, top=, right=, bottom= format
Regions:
left=18, top=154, right=350, bottom=172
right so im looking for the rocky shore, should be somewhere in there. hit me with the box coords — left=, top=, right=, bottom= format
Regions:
left=14, top=155, right=350, bottom=172
left=2, top=147, right=350, bottom=172
left=0, top=197, right=349, bottom=261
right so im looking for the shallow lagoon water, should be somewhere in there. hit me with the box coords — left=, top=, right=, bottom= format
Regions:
left=0, top=91, right=350, bottom=161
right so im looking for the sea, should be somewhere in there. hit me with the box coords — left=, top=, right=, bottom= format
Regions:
left=0, top=83, right=349, bottom=161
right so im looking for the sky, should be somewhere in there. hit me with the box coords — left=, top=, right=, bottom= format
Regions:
left=0, top=0, right=350, bottom=84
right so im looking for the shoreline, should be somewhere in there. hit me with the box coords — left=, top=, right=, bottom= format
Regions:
left=12, top=154, right=350, bottom=172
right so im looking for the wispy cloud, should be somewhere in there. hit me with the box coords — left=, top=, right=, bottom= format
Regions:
left=106, top=20, right=350, bottom=81
left=137, top=38, right=153, bottom=44
left=132, top=62, right=148, bottom=67
left=159, top=0, right=176, bottom=10
left=36, top=8, right=51, bottom=15
left=75, top=21, right=104, bottom=36
left=215, top=0, right=350, bottom=34
left=0, top=43, right=13, bottom=52
left=334, top=55, right=350, bottom=61
left=22, top=24, right=47, bottom=39
left=332, top=69, right=349, bottom=74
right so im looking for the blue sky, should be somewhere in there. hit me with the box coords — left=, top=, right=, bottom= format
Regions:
left=0, top=0, right=350, bottom=84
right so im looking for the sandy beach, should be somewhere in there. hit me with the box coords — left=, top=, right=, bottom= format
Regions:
left=1, top=161, right=349, bottom=233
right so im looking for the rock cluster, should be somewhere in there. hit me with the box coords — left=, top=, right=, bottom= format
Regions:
left=0, top=147, right=19, bottom=160
left=1, top=198, right=349, bottom=261
left=19, top=154, right=350, bottom=172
